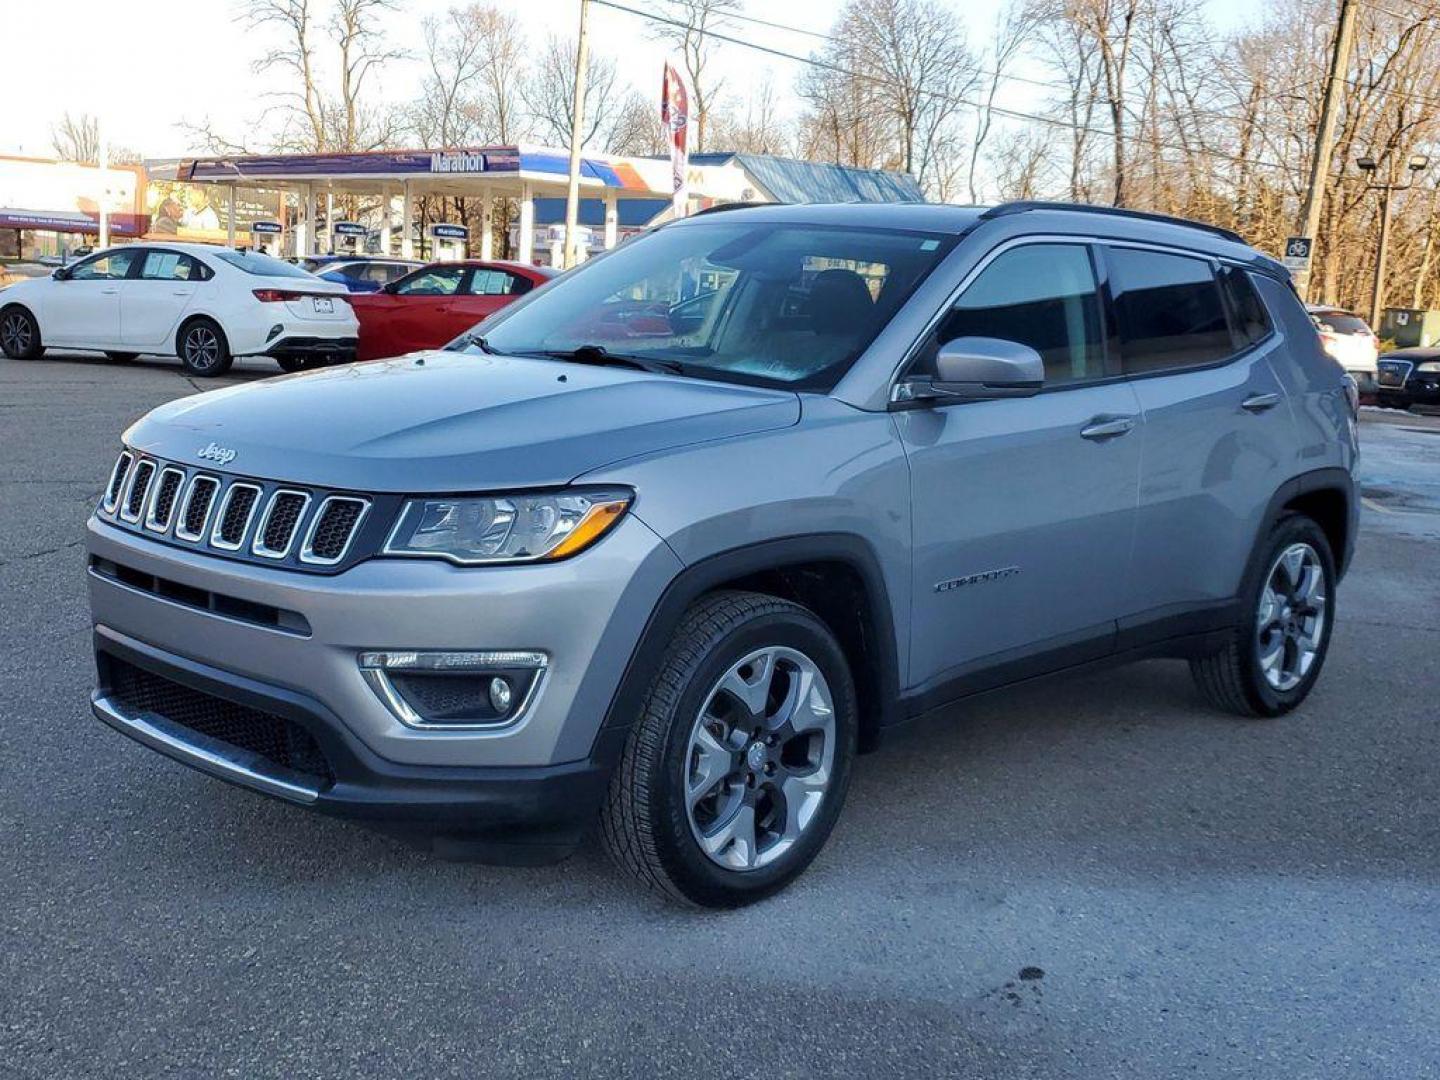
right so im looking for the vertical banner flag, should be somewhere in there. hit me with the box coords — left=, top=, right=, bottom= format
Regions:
left=662, top=60, right=692, bottom=217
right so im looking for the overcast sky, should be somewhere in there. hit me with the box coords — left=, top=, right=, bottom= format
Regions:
left=3, top=0, right=1257, bottom=160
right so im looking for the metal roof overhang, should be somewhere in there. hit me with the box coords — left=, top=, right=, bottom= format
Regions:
left=175, top=145, right=669, bottom=199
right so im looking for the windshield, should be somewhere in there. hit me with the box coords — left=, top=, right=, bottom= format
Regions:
left=213, top=249, right=319, bottom=279
left=468, top=220, right=957, bottom=390
left=1312, top=311, right=1370, bottom=335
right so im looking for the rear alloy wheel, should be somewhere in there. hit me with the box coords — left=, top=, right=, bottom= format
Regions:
left=601, top=591, right=857, bottom=907
left=0, top=306, right=43, bottom=359
left=1190, top=513, right=1336, bottom=717
left=178, top=319, right=232, bottom=377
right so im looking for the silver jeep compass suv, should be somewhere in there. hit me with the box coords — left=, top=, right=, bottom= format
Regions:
left=87, top=202, right=1358, bottom=907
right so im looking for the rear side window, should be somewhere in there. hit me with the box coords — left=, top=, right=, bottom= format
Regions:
left=1108, top=247, right=1233, bottom=374
left=1218, top=266, right=1272, bottom=347
left=932, top=243, right=1106, bottom=385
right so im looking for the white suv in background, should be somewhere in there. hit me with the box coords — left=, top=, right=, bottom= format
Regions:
left=1307, top=305, right=1379, bottom=395
left=0, top=243, right=358, bottom=376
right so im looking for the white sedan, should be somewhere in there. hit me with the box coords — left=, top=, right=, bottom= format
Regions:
left=0, top=242, right=358, bottom=376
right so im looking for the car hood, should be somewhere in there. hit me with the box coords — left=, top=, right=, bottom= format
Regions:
left=124, top=352, right=801, bottom=492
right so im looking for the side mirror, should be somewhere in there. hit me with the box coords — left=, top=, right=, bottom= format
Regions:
left=52, top=267, right=70, bottom=281
left=897, top=336, right=1044, bottom=404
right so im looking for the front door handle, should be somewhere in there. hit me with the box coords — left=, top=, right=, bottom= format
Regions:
left=100, top=288, right=119, bottom=295
left=1080, top=415, right=1135, bottom=441
left=1241, top=392, right=1281, bottom=413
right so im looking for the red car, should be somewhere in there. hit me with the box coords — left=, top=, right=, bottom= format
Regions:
left=349, top=260, right=557, bottom=361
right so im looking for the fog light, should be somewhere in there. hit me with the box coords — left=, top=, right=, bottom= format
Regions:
left=359, top=650, right=546, bottom=729
left=488, top=677, right=513, bottom=713
left=266, top=324, right=284, bottom=342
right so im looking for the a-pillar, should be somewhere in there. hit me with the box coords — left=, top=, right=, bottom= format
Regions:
left=479, top=186, right=494, bottom=261
left=603, top=188, right=618, bottom=250
left=517, top=182, right=535, bottom=265
left=400, top=181, right=414, bottom=259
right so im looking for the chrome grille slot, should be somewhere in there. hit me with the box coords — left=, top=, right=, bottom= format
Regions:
left=252, top=490, right=310, bottom=559
left=210, top=482, right=262, bottom=551
left=175, top=475, right=220, bottom=541
left=120, top=459, right=156, bottom=522
left=144, top=467, right=187, bottom=534
left=300, top=496, right=369, bottom=565
left=103, top=451, right=133, bottom=514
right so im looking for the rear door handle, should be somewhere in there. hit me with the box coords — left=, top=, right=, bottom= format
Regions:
left=100, top=288, right=119, bottom=295
left=1080, top=415, right=1135, bottom=441
left=1241, top=392, right=1281, bottom=413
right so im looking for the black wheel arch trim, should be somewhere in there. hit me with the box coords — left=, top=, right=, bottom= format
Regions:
left=1264, top=466, right=1357, bottom=579
left=590, top=532, right=902, bottom=764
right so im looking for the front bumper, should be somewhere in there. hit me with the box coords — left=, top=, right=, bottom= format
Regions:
left=1375, top=377, right=1440, bottom=408
left=87, top=512, right=682, bottom=773
left=92, top=633, right=614, bottom=861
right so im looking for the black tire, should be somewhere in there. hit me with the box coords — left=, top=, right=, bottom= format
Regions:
left=0, top=305, right=44, bottom=359
left=274, top=355, right=313, bottom=374
left=600, top=590, right=858, bottom=908
left=1190, top=513, right=1337, bottom=717
left=105, top=351, right=140, bottom=362
left=176, top=317, right=233, bottom=377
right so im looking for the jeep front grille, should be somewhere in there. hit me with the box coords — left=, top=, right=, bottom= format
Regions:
left=95, top=451, right=376, bottom=574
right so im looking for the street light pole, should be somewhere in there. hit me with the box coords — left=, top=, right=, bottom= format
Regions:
left=562, top=0, right=591, bottom=271
left=1358, top=153, right=1430, bottom=330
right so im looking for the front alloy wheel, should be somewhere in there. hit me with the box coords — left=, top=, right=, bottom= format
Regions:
left=685, top=646, right=837, bottom=871
left=601, top=591, right=857, bottom=907
left=1, top=307, right=42, bottom=359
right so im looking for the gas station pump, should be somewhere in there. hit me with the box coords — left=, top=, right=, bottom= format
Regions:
left=430, top=222, right=468, bottom=261
left=250, top=220, right=283, bottom=256
left=332, top=220, right=366, bottom=255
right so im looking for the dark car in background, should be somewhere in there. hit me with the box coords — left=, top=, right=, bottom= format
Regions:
left=348, top=260, right=556, bottom=360
left=314, top=257, right=424, bottom=293
left=1376, top=347, right=1440, bottom=412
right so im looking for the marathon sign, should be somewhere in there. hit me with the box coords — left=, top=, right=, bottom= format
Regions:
left=430, top=223, right=468, bottom=241
left=430, top=151, right=488, bottom=174
left=250, top=220, right=283, bottom=235
left=332, top=221, right=367, bottom=237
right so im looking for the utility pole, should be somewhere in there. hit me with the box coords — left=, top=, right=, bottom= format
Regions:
left=1294, top=0, right=1359, bottom=302
left=562, top=0, right=591, bottom=271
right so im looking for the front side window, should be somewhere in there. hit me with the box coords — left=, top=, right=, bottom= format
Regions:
left=395, top=267, right=464, bottom=295
left=1108, top=247, right=1233, bottom=374
left=924, top=243, right=1105, bottom=386
left=140, top=251, right=205, bottom=281
left=473, top=221, right=956, bottom=390
left=69, top=249, right=140, bottom=281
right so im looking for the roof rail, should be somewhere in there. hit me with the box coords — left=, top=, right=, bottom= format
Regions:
left=979, top=201, right=1245, bottom=246
left=689, top=200, right=781, bottom=217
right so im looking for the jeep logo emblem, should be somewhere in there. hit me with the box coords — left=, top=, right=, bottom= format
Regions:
left=197, top=442, right=237, bottom=465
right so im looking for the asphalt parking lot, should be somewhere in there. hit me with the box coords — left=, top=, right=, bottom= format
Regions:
left=3, top=350, right=1439, bottom=1078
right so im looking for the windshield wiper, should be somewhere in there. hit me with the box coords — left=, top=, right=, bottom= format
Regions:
left=447, top=331, right=506, bottom=355
left=539, top=343, right=685, bottom=376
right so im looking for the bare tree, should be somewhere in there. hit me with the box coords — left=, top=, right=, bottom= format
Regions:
left=330, top=0, right=407, bottom=151
left=607, top=89, right=667, bottom=156
left=969, top=2, right=1038, bottom=201
left=523, top=35, right=620, bottom=149
left=50, top=112, right=140, bottom=165
left=240, top=0, right=325, bottom=150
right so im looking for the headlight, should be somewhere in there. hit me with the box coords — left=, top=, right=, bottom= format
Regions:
left=1416, top=361, right=1440, bottom=373
left=383, top=487, right=631, bottom=564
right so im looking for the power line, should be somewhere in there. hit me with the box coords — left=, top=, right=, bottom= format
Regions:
left=600, top=0, right=1293, bottom=173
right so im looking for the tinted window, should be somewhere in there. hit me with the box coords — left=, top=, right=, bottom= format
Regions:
left=464, top=269, right=513, bottom=296
left=1108, top=247, right=1232, bottom=374
left=69, top=249, right=139, bottom=281
left=1219, top=266, right=1272, bottom=347
left=141, top=251, right=206, bottom=281
left=212, top=249, right=317, bottom=278
left=931, top=244, right=1105, bottom=385
left=1311, top=310, right=1369, bottom=335
left=395, top=267, right=464, bottom=295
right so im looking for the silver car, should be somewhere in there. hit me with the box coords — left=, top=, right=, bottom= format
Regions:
left=86, top=202, right=1358, bottom=907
